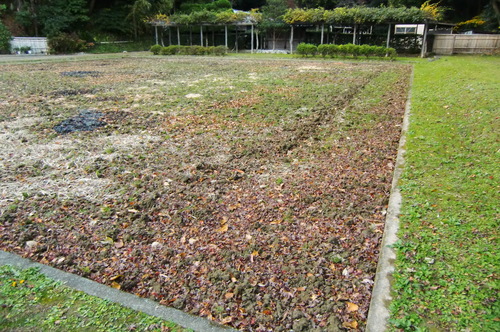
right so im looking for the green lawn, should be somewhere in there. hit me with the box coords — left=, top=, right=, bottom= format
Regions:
left=390, top=56, right=499, bottom=331
left=0, top=265, right=189, bottom=332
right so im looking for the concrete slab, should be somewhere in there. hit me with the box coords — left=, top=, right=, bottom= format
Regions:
left=365, top=68, right=414, bottom=331
left=0, top=250, right=237, bottom=332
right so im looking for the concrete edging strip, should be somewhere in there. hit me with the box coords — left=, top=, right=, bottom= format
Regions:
left=0, top=250, right=236, bottom=332
left=365, top=67, right=414, bottom=331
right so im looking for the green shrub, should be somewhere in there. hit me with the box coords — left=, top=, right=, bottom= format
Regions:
left=317, top=44, right=329, bottom=57
left=327, top=44, right=339, bottom=57
left=212, top=45, right=228, bottom=56
left=359, top=44, right=371, bottom=58
left=160, top=45, right=179, bottom=55
left=296, top=43, right=317, bottom=57
left=48, top=33, right=86, bottom=54
left=373, top=45, right=387, bottom=58
left=386, top=47, right=397, bottom=59
left=150, top=44, right=162, bottom=55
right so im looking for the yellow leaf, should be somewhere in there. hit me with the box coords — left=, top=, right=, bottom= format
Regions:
left=329, top=263, right=336, bottom=271
left=110, top=275, right=123, bottom=281
left=111, top=281, right=121, bottom=290
left=346, top=302, right=359, bottom=312
left=217, top=223, right=229, bottom=233
left=225, top=292, right=234, bottom=299
left=342, top=320, right=358, bottom=329
left=11, top=281, right=17, bottom=287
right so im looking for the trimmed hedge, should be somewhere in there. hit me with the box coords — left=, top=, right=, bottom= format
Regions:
left=303, top=43, right=396, bottom=59
left=151, top=45, right=228, bottom=56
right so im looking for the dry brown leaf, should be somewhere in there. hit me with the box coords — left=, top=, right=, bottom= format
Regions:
left=346, top=302, right=359, bottom=312
left=217, top=223, right=229, bottom=233
left=342, top=320, right=358, bottom=329
left=110, top=281, right=121, bottom=290
left=225, top=292, right=234, bottom=299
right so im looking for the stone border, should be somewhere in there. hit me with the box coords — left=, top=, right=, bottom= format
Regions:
left=365, top=68, right=414, bottom=331
left=0, top=250, right=237, bottom=332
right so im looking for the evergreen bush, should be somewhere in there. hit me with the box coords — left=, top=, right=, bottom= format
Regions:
left=150, top=44, right=162, bottom=55
left=48, top=33, right=86, bottom=54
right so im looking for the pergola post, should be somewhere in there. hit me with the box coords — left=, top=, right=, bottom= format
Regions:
left=155, top=25, right=158, bottom=45
left=168, top=28, right=172, bottom=45
left=320, top=24, right=324, bottom=44
left=225, top=25, right=228, bottom=48
left=353, top=24, right=357, bottom=44
left=386, top=23, right=391, bottom=49
left=200, top=25, right=203, bottom=47
left=251, top=24, right=254, bottom=53
left=177, top=26, right=180, bottom=46
left=290, top=25, right=294, bottom=53
left=420, top=21, right=428, bottom=58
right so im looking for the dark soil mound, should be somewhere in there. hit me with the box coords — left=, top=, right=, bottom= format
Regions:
left=60, top=71, right=101, bottom=78
left=53, top=110, right=106, bottom=134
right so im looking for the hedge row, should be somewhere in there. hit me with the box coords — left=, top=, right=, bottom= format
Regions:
left=150, top=44, right=228, bottom=56
left=297, top=43, right=397, bottom=59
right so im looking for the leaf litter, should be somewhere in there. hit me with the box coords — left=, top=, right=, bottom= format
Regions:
left=0, top=56, right=411, bottom=331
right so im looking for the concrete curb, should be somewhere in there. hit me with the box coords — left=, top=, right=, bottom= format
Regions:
left=0, top=250, right=237, bottom=332
left=365, top=68, right=414, bottom=331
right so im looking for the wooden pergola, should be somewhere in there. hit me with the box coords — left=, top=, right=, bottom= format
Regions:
left=150, top=20, right=259, bottom=53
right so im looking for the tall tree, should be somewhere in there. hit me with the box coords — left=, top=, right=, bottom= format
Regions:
left=38, top=0, right=89, bottom=36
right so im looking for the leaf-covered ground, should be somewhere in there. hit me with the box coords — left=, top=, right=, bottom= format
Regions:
left=0, top=56, right=411, bottom=331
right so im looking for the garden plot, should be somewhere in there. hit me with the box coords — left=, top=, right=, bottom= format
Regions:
left=0, top=56, right=411, bottom=331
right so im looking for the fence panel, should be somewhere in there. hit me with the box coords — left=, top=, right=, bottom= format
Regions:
left=11, top=37, right=49, bottom=54
left=433, top=34, right=500, bottom=55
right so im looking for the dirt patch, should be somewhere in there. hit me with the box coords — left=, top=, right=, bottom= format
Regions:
left=53, top=110, right=106, bottom=134
left=0, top=56, right=411, bottom=331
left=60, top=71, right=101, bottom=78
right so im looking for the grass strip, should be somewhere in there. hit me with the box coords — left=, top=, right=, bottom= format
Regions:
left=0, top=265, right=189, bottom=332
left=390, top=56, right=499, bottom=331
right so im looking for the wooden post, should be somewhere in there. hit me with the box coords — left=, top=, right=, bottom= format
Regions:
left=320, top=24, right=324, bottom=44
left=256, top=29, right=259, bottom=51
left=168, top=28, right=172, bottom=46
left=177, top=26, right=180, bottom=46
left=386, top=23, right=391, bottom=49
left=290, top=25, right=294, bottom=53
left=155, top=25, right=158, bottom=45
left=420, top=21, right=428, bottom=58
left=251, top=24, right=254, bottom=53
left=353, top=24, right=357, bottom=45
left=225, top=25, right=228, bottom=48
left=200, top=25, right=203, bottom=47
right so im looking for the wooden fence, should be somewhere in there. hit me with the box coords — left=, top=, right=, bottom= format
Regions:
left=432, top=34, right=500, bottom=55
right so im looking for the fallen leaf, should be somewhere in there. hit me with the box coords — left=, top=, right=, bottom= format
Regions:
left=225, top=292, right=234, bottom=299
left=217, top=223, right=228, bottom=233
left=110, top=275, right=123, bottom=281
left=111, top=281, right=121, bottom=289
left=342, top=320, right=358, bottom=329
left=221, top=316, right=233, bottom=324
left=346, top=302, right=359, bottom=312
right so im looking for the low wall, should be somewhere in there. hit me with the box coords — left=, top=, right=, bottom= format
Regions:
left=432, top=34, right=500, bottom=55
left=11, top=37, right=49, bottom=54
